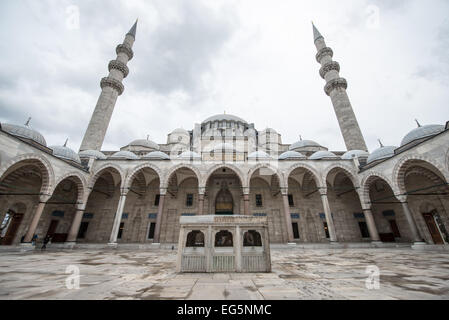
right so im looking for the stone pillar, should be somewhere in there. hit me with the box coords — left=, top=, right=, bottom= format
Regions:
left=319, top=189, right=337, bottom=242
left=362, top=208, right=381, bottom=243
left=198, top=187, right=205, bottom=215
left=235, top=226, right=242, bottom=272
left=109, top=191, right=128, bottom=244
left=66, top=205, right=86, bottom=243
left=23, top=196, right=50, bottom=243
left=399, top=198, right=425, bottom=244
left=243, top=194, right=250, bottom=215
left=282, top=192, right=294, bottom=243
left=153, top=189, right=166, bottom=243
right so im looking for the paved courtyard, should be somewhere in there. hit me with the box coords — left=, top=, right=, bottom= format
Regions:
left=0, top=248, right=448, bottom=300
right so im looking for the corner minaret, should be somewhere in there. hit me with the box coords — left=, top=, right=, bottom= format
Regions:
left=313, top=23, right=368, bottom=152
left=79, top=20, right=138, bottom=152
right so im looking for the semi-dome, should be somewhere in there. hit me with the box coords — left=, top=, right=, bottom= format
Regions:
left=1, top=123, right=47, bottom=146
left=79, top=150, right=107, bottom=160
left=248, top=150, right=272, bottom=160
left=110, top=151, right=139, bottom=160
left=202, top=114, right=247, bottom=124
left=142, top=151, right=170, bottom=160
left=127, top=139, right=160, bottom=150
left=278, top=151, right=306, bottom=160
left=289, top=139, right=322, bottom=151
left=341, top=150, right=369, bottom=160
left=309, top=151, right=339, bottom=160
left=367, top=146, right=396, bottom=164
left=177, top=151, right=201, bottom=160
left=50, top=145, right=81, bottom=164
left=401, top=124, right=445, bottom=147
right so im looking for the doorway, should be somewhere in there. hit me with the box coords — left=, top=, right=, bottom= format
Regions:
left=1, top=213, right=24, bottom=245
left=422, top=212, right=444, bottom=244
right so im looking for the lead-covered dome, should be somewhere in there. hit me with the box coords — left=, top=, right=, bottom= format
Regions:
left=309, top=151, right=339, bottom=160
left=289, top=139, right=322, bottom=151
left=248, top=150, right=272, bottom=160
left=51, top=145, right=81, bottom=164
left=341, top=150, right=369, bottom=160
left=279, top=151, right=306, bottom=160
left=127, top=139, right=160, bottom=150
left=79, top=150, right=107, bottom=160
left=401, top=124, right=445, bottom=147
left=110, top=151, right=139, bottom=160
left=367, top=146, right=396, bottom=164
left=142, top=151, right=170, bottom=160
left=202, top=114, right=247, bottom=124
left=177, top=151, right=201, bottom=160
left=1, top=123, right=47, bottom=146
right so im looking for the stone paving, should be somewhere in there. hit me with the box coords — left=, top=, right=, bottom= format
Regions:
left=0, top=248, right=448, bottom=300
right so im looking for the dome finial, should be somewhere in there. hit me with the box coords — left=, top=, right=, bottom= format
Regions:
left=64, top=138, right=69, bottom=147
left=147, top=134, right=150, bottom=140
left=415, top=119, right=422, bottom=128
left=25, top=117, right=32, bottom=126
left=378, top=139, right=384, bottom=148
left=299, top=135, right=303, bottom=141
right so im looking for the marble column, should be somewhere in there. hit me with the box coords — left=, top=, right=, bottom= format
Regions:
left=319, top=189, right=337, bottom=242
left=153, top=189, right=166, bottom=243
left=109, top=191, right=128, bottom=244
left=24, top=196, right=50, bottom=243
left=362, top=208, right=381, bottom=242
left=282, top=193, right=294, bottom=243
left=66, top=205, right=86, bottom=243
left=400, top=198, right=425, bottom=243
left=243, top=194, right=250, bottom=215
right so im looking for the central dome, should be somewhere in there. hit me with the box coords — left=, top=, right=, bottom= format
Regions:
left=202, top=114, right=247, bottom=124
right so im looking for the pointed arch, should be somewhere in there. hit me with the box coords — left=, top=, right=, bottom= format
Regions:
left=124, top=163, right=162, bottom=190
left=247, top=163, right=286, bottom=190
left=51, top=172, right=87, bottom=205
left=162, top=164, right=201, bottom=189
left=286, top=163, right=323, bottom=189
left=202, top=164, right=246, bottom=189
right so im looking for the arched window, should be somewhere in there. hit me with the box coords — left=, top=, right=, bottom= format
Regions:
left=215, top=230, right=233, bottom=247
left=243, top=230, right=262, bottom=247
left=186, top=230, right=205, bottom=247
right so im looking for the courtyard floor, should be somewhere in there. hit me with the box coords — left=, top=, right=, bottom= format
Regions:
left=0, top=247, right=448, bottom=300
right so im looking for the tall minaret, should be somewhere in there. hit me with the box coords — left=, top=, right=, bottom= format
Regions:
left=79, top=20, right=138, bottom=152
left=313, top=23, right=368, bottom=151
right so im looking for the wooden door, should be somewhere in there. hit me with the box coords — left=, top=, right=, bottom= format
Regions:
left=422, top=213, right=444, bottom=245
left=2, top=214, right=24, bottom=245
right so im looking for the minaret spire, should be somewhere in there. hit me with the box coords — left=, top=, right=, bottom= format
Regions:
left=313, top=23, right=368, bottom=152
left=80, top=20, right=137, bottom=152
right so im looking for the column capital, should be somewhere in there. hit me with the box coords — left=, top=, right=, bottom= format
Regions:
left=397, top=195, right=408, bottom=203
left=242, top=187, right=250, bottom=195
left=280, top=187, right=289, bottom=196
left=159, top=188, right=167, bottom=196
left=318, top=188, right=328, bottom=196
left=198, top=187, right=206, bottom=195
left=39, top=194, right=51, bottom=203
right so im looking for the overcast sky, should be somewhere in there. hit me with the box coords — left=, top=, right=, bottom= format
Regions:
left=0, top=0, right=448, bottom=152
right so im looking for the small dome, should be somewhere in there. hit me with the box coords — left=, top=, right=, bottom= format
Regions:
left=203, top=114, right=247, bottom=124
left=110, top=151, right=139, bottom=160
left=171, top=128, right=189, bottom=135
left=248, top=150, right=272, bottom=160
left=309, top=151, right=339, bottom=160
left=177, top=151, right=201, bottom=160
left=128, top=139, right=160, bottom=150
left=341, top=150, right=369, bottom=160
left=367, top=146, right=396, bottom=164
left=2, top=123, right=47, bottom=146
left=79, top=150, right=107, bottom=160
left=401, top=124, right=445, bottom=147
left=278, top=151, right=306, bottom=160
left=50, top=145, right=81, bottom=164
left=289, top=140, right=322, bottom=151
left=142, top=151, right=170, bottom=160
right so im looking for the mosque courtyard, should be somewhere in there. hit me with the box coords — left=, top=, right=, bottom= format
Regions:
left=0, top=247, right=448, bottom=300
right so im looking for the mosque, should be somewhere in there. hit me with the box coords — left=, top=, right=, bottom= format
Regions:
left=0, top=21, right=448, bottom=248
